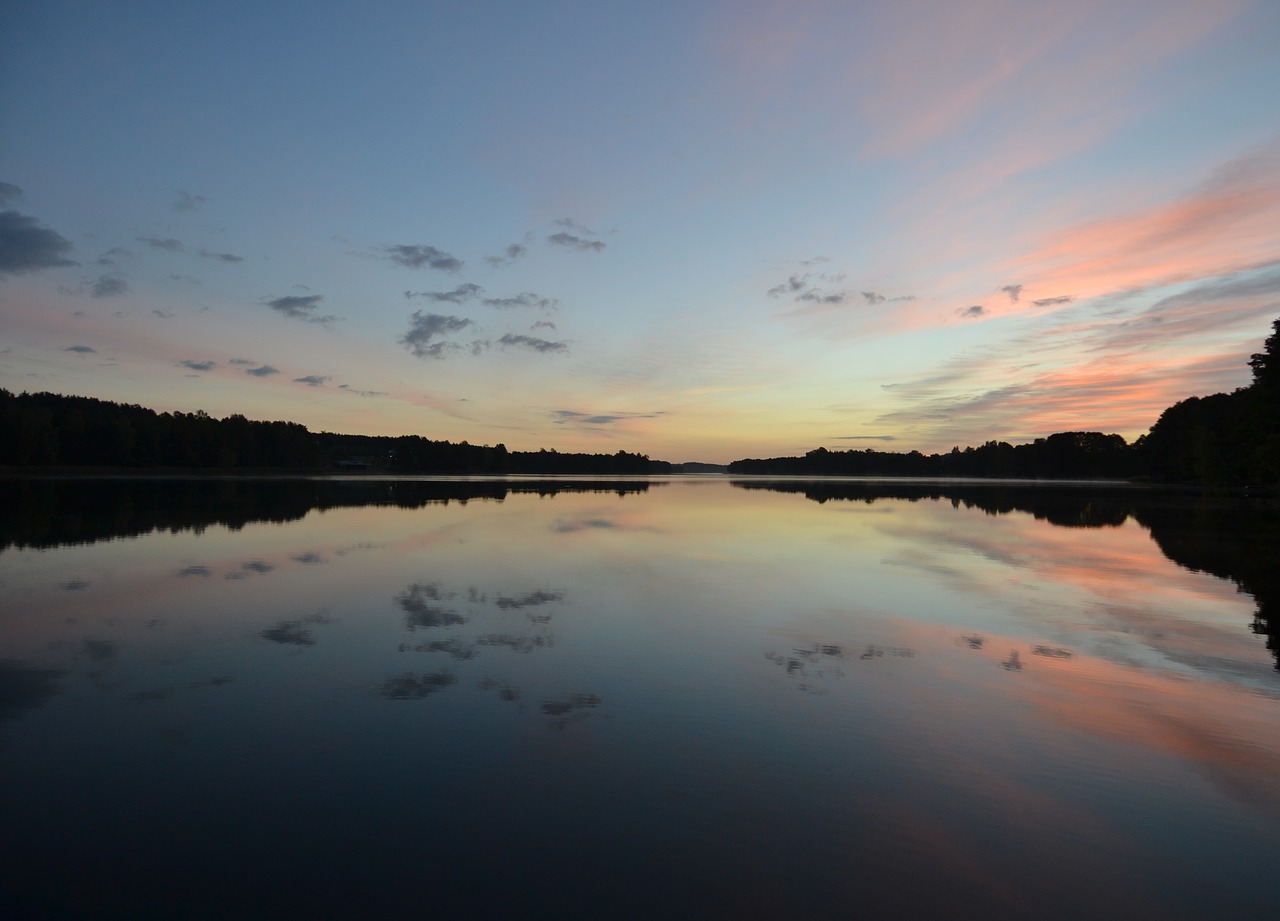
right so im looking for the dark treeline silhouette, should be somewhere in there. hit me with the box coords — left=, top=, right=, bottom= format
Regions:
left=0, top=477, right=657, bottom=552
left=0, top=389, right=670, bottom=475
left=733, top=478, right=1280, bottom=670
left=729, top=317, right=1280, bottom=485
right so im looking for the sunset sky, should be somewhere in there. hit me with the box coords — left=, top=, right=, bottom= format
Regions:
left=3, top=0, right=1279, bottom=463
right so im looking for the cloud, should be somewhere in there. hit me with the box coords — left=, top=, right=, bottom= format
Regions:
left=499, top=333, right=568, bottom=354
left=179, top=359, right=217, bottom=372
left=385, top=244, right=463, bottom=272
left=91, top=274, right=128, bottom=298
left=547, top=232, right=606, bottom=252
left=485, top=242, right=528, bottom=267
left=483, top=291, right=558, bottom=310
left=399, top=311, right=474, bottom=359
left=199, top=249, right=243, bottom=263
left=137, top=235, right=184, bottom=252
left=862, top=291, right=887, bottom=305
left=293, top=375, right=330, bottom=387
left=0, top=182, right=22, bottom=207
left=796, top=288, right=849, bottom=305
left=246, top=364, right=279, bottom=377
left=768, top=274, right=809, bottom=297
left=152, top=309, right=174, bottom=319
left=0, top=209, right=76, bottom=274
left=338, top=384, right=387, bottom=397
left=552, top=408, right=662, bottom=425
left=958, top=305, right=987, bottom=318
left=63, top=344, right=96, bottom=353
left=229, top=357, right=255, bottom=365
left=532, top=319, right=557, bottom=330
left=1032, top=295, right=1074, bottom=308
left=833, top=434, right=899, bottom=442
left=405, top=283, right=483, bottom=304
left=1001, top=284, right=1024, bottom=303
left=263, top=294, right=337, bottom=326
left=172, top=190, right=206, bottom=212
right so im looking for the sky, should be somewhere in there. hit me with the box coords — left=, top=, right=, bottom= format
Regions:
left=2, top=0, right=1279, bottom=464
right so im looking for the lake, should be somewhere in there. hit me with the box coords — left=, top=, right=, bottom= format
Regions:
left=2, top=476, right=1278, bottom=920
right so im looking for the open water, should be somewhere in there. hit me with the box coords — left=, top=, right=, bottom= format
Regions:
left=1, top=476, right=1277, bottom=919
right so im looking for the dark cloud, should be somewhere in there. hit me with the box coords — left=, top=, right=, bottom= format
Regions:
left=260, top=620, right=316, bottom=646
left=547, top=232, right=606, bottom=252
left=179, top=359, right=217, bottom=372
left=405, top=283, right=483, bottom=304
left=0, top=182, right=23, bottom=207
left=242, top=560, right=274, bottom=573
left=199, top=250, right=243, bottom=263
left=1001, top=284, right=1023, bottom=303
left=246, top=364, right=279, bottom=377
left=767, top=274, right=809, bottom=297
left=485, top=242, right=527, bottom=267
left=137, top=235, right=184, bottom=252
left=380, top=672, right=457, bottom=699
left=178, top=565, right=211, bottom=577
left=398, top=583, right=466, bottom=629
left=796, top=288, right=849, bottom=305
left=263, top=294, right=337, bottom=326
left=1032, top=295, right=1074, bottom=308
left=833, top=434, right=898, bottom=442
left=95, top=246, right=132, bottom=268
left=495, top=590, right=564, bottom=610
left=483, top=291, right=558, bottom=310
left=172, top=190, right=206, bottom=212
left=63, top=344, right=96, bottom=354
left=91, top=274, right=128, bottom=298
left=385, top=244, right=463, bottom=272
left=293, top=375, right=330, bottom=387
left=532, top=319, right=557, bottom=330
left=229, top=357, right=255, bottom=365
left=0, top=209, right=77, bottom=274
left=862, top=291, right=886, bottom=304
left=499, top=333, right=568, bottom=354
left=152, top=309, right=174, bottom=319
left=399, top=311, right=474, bottom=359
left=958, top=305, right=987, bottom=318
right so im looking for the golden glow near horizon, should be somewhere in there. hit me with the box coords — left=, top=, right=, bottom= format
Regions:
left=2, top=2, right=1279, bottom=462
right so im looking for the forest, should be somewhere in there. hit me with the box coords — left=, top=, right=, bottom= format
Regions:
left=2, top=317, right=1277, bottom=483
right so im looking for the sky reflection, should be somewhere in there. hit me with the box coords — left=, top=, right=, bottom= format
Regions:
left=0, top=477, right=1276, bottom=918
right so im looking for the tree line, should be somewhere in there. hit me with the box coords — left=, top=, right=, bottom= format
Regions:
left=2, top=315, right=1276, bottom=482
left=0, top=389, right=669, bottom=474
left=728, top=316, right=1280, bottom=485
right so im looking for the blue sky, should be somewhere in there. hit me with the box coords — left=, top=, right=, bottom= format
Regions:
left=2, top=0, right=1279, bottom=462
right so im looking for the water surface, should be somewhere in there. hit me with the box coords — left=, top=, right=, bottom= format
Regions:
left=2, top=477, right=1277, bottom=919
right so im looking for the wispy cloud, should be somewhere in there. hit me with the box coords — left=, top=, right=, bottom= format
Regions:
left=137, top=235, right=184, bottom=252
left=245, top=364, right=279, bottom=377
left=385, top=244, right=463, bottom=272
left=263, top=294, right=337, bottom=326
left=293, top=374, right=330, bottom=387
left=199, top=249, right=243, bottom=263
left=1001, top=284, right=1023, bottom=303
left=63, top=344, right=96, bottom=354
left=91, top=274, right=128, bottom=298
left=547, top=232, right=606, bottom=252
left=958, top=305, right=986, bottom=318
left=178, top=359, right=217, bottom=372
left=499, top=333, right=568, bottom=354
left=485, top=242, right=527, bottom=267
left=405, top=283, right=482, bottom=304
left=1032, top=295, right=1073, bottom=308
left=172, top=190, right=206, bottom=212
left=483, top=291, right=558, bottom=311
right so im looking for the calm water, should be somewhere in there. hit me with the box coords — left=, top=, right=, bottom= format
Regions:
left=2, top=476, right=1278, bottom=920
